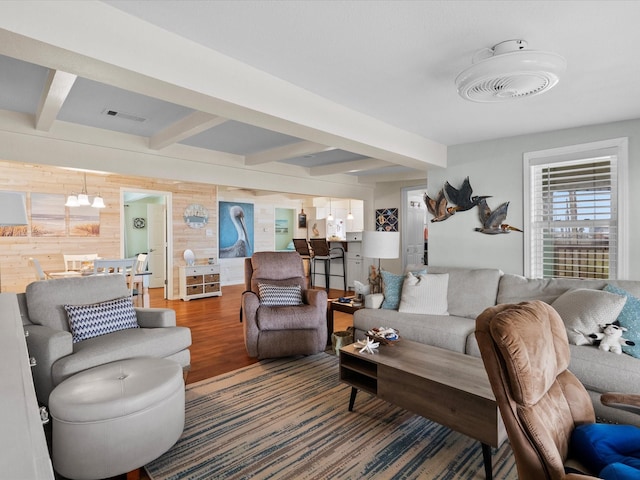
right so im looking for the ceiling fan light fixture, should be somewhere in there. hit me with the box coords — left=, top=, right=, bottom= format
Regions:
left=455, top=40, right=566, bottom=103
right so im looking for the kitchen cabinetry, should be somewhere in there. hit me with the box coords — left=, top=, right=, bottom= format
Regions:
left=179, top=264, right=221, bottom=300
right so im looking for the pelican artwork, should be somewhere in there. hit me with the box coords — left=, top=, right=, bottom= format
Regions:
left=475, top=198, right=523, bottom=234
left=444, top=177, right=491, bottom=213
left=220, top=205, right=252, bottom=258
left=424, top=189, right=453, bottom=223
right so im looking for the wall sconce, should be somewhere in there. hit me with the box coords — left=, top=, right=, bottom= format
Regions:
left=65, top=172, right=105, bottom=209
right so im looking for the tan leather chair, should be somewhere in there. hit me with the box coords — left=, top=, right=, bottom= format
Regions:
left=475, top=301, right=640, bottom=480
left=241, top=251, right=328, bottom=359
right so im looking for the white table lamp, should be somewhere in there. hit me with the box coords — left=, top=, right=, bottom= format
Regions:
left=0, top=192, right=29, bottom=292
left=362, top=230, right=400, bottom=270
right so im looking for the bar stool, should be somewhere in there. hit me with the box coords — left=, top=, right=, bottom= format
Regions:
left=309, top=238, right=346, bottom=292
left=293, top=239, right=314, bottom=284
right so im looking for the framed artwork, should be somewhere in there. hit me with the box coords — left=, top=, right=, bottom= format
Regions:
left=376, top=208, right=399, bottom=232
left=31, top=193, right=66, bottom=236
left=183, top=204, right=208, bottom=229
left=298, top=210, right=307, bottom=228
left=69, top=205, right=100, bottom=236
left=275, top=219, right=289, bottom=234
left=219, top=201, right=254, bottom=258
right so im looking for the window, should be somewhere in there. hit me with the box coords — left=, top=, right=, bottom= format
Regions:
left=524, top=138, right=628, bottom=280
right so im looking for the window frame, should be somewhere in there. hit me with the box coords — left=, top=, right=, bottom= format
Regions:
left=523, top=137, right=628, bottom=279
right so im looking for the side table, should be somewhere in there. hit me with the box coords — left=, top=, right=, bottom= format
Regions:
left=327, top=299, right=364, bottom=344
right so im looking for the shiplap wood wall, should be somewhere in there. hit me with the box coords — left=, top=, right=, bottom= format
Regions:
left=0, top=159, right=217, bottom=295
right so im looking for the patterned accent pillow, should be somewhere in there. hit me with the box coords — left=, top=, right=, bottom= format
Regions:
left=398, top=273, right=449, bottom=315
left=604, top=284, right=640, bottom=358
left=258, top=284, right=303, bottom=306
left=380, top=269, right=426, bottom=310
left=551, top=289, right=626, bottom=346
left=64, top=296, right=139, bottom=343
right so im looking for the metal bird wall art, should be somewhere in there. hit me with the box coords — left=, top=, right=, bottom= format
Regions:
left=424, top=189, right=454, bottom=223
left=475, top=198, right=523, bottom=235
left=444, top=176, right=491, bottom=213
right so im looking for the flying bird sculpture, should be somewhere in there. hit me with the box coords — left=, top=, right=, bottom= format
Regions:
left=475, top=198, right=523, bottom=234
left=444, top=177, right=491, bottom=213
left=424, top=189, right=453, bottom=223
left=220, top=205, right=251, bottom=257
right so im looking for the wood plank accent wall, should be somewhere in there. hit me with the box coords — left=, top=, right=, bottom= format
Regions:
left=0, top=160, right=217, bottom=295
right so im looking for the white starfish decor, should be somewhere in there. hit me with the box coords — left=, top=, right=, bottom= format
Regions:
left=356, top=338, right=380, bottom=354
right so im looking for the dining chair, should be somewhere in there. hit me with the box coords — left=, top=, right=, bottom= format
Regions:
left=93, top=258, right=136, bottom=295
left=29, top=257, right=48, bottom=281
left=132, top=253, right=149, bottom=305
left=63, top=253, right=99, bottom=272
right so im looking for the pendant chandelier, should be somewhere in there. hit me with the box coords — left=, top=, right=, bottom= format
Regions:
left=327, top=198, right=333, bottom=221
left=65, top=172, right=106, bottom=209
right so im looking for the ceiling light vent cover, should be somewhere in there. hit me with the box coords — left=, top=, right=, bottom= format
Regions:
left=455, top=40, right=566, bottom=103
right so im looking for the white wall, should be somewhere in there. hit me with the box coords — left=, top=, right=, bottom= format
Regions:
left=428, top=118, right=640, bottom=279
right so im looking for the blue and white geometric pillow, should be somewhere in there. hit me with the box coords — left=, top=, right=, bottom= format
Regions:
left=64, top=296, right=139, bottom=343
left=257, top=283, right=303, bottom=306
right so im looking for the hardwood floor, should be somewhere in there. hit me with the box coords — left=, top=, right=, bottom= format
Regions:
left=150, top=283, right=354, bottom=385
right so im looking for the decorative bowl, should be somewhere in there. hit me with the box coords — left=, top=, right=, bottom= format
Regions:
left=366, top=327, right=400, bottom=345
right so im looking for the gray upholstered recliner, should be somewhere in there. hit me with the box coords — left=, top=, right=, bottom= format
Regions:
left=20, top=274, right=191, bottom=405
left=242, top=251, right=328, bottom=359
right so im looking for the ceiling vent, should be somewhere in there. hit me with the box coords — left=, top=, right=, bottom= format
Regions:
left=102, top=108, right=146, bottom=122
left=455, top=40, right=566, bottom=103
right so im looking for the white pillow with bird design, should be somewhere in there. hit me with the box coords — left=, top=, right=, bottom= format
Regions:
left=398, top=273, right=449, bottom=315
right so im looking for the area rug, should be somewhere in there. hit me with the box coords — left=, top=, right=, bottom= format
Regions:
left=145, top=353, right=517, bottom=480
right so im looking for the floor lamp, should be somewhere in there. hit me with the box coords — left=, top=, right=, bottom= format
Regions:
left=0, top=192, right=28, bottom=292
left=362, top=230, right=400, bottom=293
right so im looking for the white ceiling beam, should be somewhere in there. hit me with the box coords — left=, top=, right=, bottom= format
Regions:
left=357, top=170, right=427, bottom=184
left=245, top=141, right=336, bottom=166
left=149, top=111, right=228, bottom=150
left=0, top=3, right=446, bottom=168
left=309, top=158, right=392, bottom=176
left=35, top=69, right=77, bottom=131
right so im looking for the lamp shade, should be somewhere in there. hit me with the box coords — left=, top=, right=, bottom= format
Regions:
left=362, top=231, right=400, bottom=260
left=0, top=192, right=28, bottom=225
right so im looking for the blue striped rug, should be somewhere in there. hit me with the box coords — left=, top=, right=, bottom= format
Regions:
left=146, top=353, right=517, bottom=480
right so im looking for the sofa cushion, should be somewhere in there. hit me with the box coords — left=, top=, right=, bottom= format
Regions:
left=551, top=289, right=626, bottom=346
left=353, top=309, right=474, bottom=353
left=497, top=274, right=607, bottom=305
left=64, top=296, right=139, bottom=343
left=51, top=326, right=192, bottom=386
left=427, top=267, right=502, bottom=319
left=380, top=270, right=405, bottom=309
left=604, top=284, right=640, bottom=358
left=398, top=273, right=449, bottom=315
left=26, top=275, right=131, bottom=332
left=258, top=283, right=303, bottom=306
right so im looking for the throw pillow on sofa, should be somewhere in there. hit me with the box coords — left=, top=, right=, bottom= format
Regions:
left=64, top=296, right=139, bottom=343
left=257, top=283, right=303, bottom=306
left=398, top=273, right=449, bottom=315
left=604, top=284, right=640, bottom=358
left=551, top=289, right=627, bottom=346
left=380, top=269, right=427, bottom=310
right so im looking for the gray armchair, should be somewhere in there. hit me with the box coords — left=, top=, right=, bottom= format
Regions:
left=20, top=274, right=191, bottom=405
left=242, top=251, right=328, bottom=359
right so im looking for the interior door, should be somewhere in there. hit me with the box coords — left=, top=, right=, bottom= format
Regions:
left=147, top=203, right=166, bottom=289
left=402, top=186, right=427, bottom=269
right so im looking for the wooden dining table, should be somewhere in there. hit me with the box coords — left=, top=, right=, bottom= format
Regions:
left=44, top=270, right=152, bottom=308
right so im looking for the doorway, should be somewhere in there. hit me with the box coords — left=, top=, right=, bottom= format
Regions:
left=401, top=186, right=427, bottom=270
left=121, top=189, right=173, bottom=299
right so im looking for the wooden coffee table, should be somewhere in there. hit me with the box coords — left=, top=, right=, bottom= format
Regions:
left=339, top=339, right=506, bottom=480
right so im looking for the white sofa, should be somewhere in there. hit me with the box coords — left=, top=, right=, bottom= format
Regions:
left=354, top=266, right=640, bottom=427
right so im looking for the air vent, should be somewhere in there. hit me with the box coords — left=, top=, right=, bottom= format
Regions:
left=101, top=109, right=146, bottom=122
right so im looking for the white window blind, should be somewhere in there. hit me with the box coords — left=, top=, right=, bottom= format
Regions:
left=530, top=156, right=617, bottom=279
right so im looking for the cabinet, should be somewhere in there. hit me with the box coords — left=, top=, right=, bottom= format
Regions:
left=179, top=264, right=221, bottom=301
left=346, top=237, right=365, bottom=289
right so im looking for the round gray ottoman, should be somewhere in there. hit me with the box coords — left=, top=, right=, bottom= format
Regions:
left=49, top=357, right=185, bottom=480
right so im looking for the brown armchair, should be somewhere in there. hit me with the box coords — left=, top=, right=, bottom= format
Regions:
left=242, top=251, right=328, bottom=359
left=476, top=301, right=640, bottom=480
